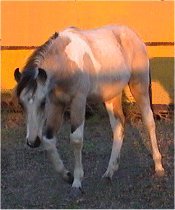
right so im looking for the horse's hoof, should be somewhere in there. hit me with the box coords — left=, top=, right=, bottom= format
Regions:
left=102, top=176, right=112, bottom=185
left=69, top=187, right=84, bottom=199
left=102, top=171, right=112, bottom=180
left=63, top=171, right=74, bottom=184
left=156, top=168, right=165, bottom=177
left=79, top=187, right=85, bottom=194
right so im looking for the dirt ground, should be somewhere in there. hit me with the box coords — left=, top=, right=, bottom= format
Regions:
left=1, top=106, right=174, bottom=209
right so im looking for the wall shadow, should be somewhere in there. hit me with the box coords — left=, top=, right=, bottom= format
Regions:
left=150, top=57, right=174, bottom=104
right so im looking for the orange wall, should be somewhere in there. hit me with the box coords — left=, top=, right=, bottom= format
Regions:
left=2, top=1, right=174, bottom=46
left=1, top=1, right=174, bottom=105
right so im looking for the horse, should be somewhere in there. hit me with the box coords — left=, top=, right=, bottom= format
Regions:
left=14, top=25, right=164, bottom=190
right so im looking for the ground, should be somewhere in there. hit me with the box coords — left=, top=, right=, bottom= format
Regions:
left=1, top=104, right=174, bottom=209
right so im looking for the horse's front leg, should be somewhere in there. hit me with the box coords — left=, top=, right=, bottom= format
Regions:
left=70, top=93, right=86, bottom=189
left=42, top=101, right=73, bottom=184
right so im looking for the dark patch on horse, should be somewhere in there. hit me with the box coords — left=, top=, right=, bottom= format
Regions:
left=71, top=125, right=77, bottom=133
left=40, top=98, right=46, bottom=110
left=16, top=69, right=37, bottom=97
left=45, top=127, right=54, bottom=139
left=38, top=68, right=47, bottom=84
left=14, top=68, right=21, bottom=82
left=52, top=32, right=59, bottom=39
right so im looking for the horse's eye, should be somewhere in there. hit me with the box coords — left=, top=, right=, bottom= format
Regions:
left=40, top=99, right=46, bottom=109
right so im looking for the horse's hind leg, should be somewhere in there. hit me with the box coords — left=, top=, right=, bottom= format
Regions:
left=103, top=94, right=125, bottom=179
left=129, top=73, right=164, bottom=176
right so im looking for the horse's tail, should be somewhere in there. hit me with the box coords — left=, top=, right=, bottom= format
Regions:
left=149, top=65, right=153, bottom=112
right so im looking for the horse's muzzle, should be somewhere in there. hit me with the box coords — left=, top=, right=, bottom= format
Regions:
left=27, top=136, right=41, bottom=148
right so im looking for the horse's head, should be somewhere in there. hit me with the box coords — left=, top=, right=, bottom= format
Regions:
left=14, top=67, right=47, bottom=148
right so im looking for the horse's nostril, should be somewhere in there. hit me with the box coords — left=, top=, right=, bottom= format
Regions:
left=34, top=136, right=41, bottom=147
left=27, top=136, right=41, bottom=148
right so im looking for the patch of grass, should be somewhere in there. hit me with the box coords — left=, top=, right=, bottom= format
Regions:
left=66, top=202, right=80, bottom=209
left=87, top=113, right=101, bottom=124
left=84, top=141, right=95, bottom=152
left=1, top=104, right=174, bottom=209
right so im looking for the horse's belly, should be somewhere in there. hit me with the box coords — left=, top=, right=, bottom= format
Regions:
left=88, top=78, right=128, bottom=102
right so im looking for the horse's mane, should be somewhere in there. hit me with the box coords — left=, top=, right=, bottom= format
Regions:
left=16, top=32, right=59, bottom=97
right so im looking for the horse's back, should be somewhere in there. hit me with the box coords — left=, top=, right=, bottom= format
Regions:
left=62, top=25, right=148, bottom=72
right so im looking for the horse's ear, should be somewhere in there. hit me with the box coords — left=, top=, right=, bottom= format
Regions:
left=38, top=68, right=47, bottom=83
left=14, top=68, right=21, bottom=83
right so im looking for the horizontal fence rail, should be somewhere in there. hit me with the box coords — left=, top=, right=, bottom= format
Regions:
left=1, top=42, right=174, bottom=50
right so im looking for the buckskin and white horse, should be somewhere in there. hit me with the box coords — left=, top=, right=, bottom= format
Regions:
left=14, top=25, right=164, bottom=190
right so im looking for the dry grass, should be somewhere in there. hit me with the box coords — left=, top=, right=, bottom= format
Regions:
left=1, top=106, right=174, bottom=209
